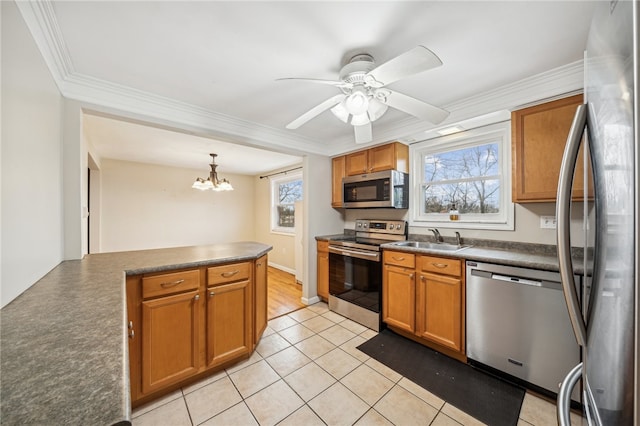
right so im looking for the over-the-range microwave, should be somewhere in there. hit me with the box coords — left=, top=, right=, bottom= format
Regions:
left=343, top=170, right=409, bottom=209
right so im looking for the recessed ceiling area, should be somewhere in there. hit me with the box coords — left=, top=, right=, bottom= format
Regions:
left=83, top=113, right=302, bottom=175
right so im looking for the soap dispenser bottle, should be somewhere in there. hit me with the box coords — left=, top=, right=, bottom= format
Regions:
left=449, top=203, right=459, bottom=221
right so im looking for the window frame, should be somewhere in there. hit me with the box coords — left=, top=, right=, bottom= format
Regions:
left=270, top=171, right=303, bottom=235
left=410, top=121, right=514, bottom=230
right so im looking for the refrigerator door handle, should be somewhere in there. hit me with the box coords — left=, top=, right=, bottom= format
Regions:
left=557, top=362, right=582, bottom=426
left=556, top=104, right=588, bottom=347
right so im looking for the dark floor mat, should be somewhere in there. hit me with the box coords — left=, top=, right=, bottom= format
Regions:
left=357, top=329, right=525, bottom=426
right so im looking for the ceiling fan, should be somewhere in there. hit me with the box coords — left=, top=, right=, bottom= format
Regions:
left=279, top=46, right=450, bottom=144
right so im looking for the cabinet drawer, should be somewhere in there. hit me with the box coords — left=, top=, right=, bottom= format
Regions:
left=142, top=270, right=200, bottom=299
left=208, top=262, right=250, bottom=286
left=419, top=256, right=462, bottom=277
left=384, top=251, right=415, bottom=268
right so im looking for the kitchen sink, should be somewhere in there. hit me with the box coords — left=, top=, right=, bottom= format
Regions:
left=391, top=241, right=471, bottom=252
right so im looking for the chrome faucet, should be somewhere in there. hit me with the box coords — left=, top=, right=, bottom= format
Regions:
left=429, top=228, right=443, bottom=243
left=455, top=231, right=461, bottom=246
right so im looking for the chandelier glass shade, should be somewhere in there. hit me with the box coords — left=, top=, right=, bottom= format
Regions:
left=192, top=153, right=233, bottom=191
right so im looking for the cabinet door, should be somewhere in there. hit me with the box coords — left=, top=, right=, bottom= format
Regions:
left=512, top=94, right=592, bottom=202
left=254, top=255, right=268, bottom=344
left=416, top=272, right=462, bottom=352
left=368, top=143, right=409, bottom=173
left=332, top=156, right=346, bottom=207
left=382, top=265, right=415, bottom=333
left=345, top=150, right=369, bottom=175
left=206, top=280, right=252, bottom=367
left=317, top=251, right=329, bottom=301
left=141, top=290, right=200, bottom=395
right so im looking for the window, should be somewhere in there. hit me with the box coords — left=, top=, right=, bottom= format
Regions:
left=411, top=122, right=513, bottom=230
left=271, top=172, right=303, bottom=234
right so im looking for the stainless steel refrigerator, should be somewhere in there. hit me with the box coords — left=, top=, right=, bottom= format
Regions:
left=556, top=1, right=638, bottom=425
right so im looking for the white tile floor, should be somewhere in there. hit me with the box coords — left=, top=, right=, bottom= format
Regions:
left=132, top=302, right=581, bottom=426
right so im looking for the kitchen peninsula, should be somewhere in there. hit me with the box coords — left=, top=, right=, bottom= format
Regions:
left=0, top=242, right=272, bottom=425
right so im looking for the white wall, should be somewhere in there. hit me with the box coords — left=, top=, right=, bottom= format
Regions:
left=345, top=201, right=591, bottom=246
left=1, top=1, right=64, bottom=307
left=99, top=159, right=255, bottom=252
left=303, top=154, right=345, bottom=304
left=253, top=166, right=300, bottom=272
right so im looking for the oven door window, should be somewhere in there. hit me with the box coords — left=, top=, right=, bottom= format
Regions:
left=329, top=252, right=382, bottom=313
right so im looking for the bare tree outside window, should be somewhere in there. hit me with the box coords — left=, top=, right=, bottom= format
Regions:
left=277, top=179, right=302, bottom=228
left=422, top=143, right=500, bottom=215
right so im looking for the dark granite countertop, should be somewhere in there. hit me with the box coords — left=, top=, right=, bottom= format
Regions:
left=0, top=242, right=272, bottom=426
left=316, top=233, right=588, bottom=274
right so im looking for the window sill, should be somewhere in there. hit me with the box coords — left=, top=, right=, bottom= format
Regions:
left=410, top=219, right=514, bottom=231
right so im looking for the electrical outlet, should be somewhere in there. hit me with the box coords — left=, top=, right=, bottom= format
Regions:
left=540, top=215, right=557, bottom=229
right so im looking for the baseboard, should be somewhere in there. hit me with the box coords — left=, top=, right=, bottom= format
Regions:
left=302, top=296, right=321, bottom=305
left=267, top=261, right=296, bottom=275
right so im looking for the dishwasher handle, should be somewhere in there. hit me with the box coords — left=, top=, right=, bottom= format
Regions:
left=469, top=268, right=561, bottom=290
left=491, top=274, right=542, bottom=287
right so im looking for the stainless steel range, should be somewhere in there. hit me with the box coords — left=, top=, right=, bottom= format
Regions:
left=328, top=219, right=407, bottom=331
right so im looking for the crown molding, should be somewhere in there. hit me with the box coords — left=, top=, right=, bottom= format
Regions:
left=61, top=72, right=326, bottom=156
left=19, top=0, right=585, bottom=158
left=17, top=0, right=329, bottom=156
left=330, top=60, right=585, bottom=154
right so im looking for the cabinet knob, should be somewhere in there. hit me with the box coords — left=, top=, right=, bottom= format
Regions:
left=128, top=321, right=133, bottom=329
left=194, top=294, right=200, bottom=301
left=409, top=273, right=414, bottom=279
left=128, top=329, right=135, bottom=339
left=209, top=291, right=215, bottom=297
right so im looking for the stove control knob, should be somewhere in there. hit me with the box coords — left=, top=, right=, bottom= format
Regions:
left=363, top=223, right=368, bottom=228
left=389, top=224, right=395, bottom=230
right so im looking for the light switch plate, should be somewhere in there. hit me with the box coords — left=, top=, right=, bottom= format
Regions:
left=540, top=215, right=557, bottom=229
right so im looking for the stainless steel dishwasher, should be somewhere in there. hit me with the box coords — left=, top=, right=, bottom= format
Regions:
left=466, top=261, right=580, bottom=402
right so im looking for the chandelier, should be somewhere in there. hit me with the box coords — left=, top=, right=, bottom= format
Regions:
left=192, top=153, right=233, bottom=191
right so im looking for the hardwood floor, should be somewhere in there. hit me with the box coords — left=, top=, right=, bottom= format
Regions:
left=267, top=266, right=305, bottom=320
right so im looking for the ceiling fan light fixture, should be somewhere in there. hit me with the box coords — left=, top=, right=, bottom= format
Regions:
left=344, top=88, right=369, bottom=115
left=192, top=153, right=233, bottom=192
left=330, top=102, right=350, bottom=123
left=350, top=112, right=370, bottom=126
left=367, top=98, right=388, bottom=122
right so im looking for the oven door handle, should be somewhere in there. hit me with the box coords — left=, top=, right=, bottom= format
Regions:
left=328, top=246, right=381, bottom=261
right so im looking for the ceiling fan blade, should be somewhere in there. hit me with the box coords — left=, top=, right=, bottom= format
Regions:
left=286, top=94, right=346, bottom=129
left=366, top=46, right=443, bottom=87
left=276, top=77, right=352, bottom=89
left=354, top=122, right=372, bottom=144
left=380, top=89, right=449, bottom=124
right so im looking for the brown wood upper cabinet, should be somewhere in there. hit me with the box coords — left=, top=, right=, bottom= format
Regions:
left=345, top=142, right=409, bottom=176
left=511, top=94, right=593, bottom=203
left=332, top=142, right=409, bottom=207
left=331, top=156, right=346, bottom=208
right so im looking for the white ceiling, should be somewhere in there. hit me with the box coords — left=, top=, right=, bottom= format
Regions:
left=21, top=1, right=600, bottom=174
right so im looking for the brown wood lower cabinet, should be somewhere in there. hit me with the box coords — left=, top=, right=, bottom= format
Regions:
left=206, top=280, right=252, bottom=367
left=316, top=241, right=329, bottom=301
left=141, top=289, right=200, bottom=395
left=383, top=250, right=466, bottom=361
left=254, top=255, right=268, bottom=344
left=127, top=256, right=267, bottom=406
